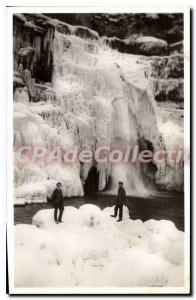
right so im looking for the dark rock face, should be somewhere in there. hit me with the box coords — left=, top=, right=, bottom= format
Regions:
left=92, top=14, right=128, bottom=39
left=13, top=13, right=55, bottom=99
left=126, top=13, right=183, bottom=44
left=45, top=13, right=183, bottom=43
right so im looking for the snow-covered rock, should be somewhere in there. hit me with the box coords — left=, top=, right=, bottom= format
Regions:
left=103, top=35, right=169, bottom=56
left=136, top=36, right=168, bottom=56
left=15, top=204, right=184, bottom=287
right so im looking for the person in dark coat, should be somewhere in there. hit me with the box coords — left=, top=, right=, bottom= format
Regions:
left=111, top=181, right=126, bottom=222
left=51, top=182, right=64, bottom=224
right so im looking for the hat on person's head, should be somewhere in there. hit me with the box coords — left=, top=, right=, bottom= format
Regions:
left=118, top=181, right=123, bottom=185
left=57, top=182, right=61, bottom=186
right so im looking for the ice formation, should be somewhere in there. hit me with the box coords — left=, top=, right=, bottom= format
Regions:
left=14, top=204, right=184, bottom=288
left=13, top=14, right=184, bottom=203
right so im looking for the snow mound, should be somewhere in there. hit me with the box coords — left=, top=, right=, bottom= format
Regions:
left=15, top=204, right=184, bottom=288
left=136, top=36, right=167, bottom=45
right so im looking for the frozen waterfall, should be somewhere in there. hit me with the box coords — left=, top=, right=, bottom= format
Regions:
left=13, top=15, right=183, bottom=204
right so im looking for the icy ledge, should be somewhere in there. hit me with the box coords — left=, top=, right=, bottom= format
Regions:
left=15, top=204, right=184, bottom=288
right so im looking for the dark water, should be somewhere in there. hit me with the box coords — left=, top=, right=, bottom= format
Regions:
left=14, top=191, right=184, bottom=231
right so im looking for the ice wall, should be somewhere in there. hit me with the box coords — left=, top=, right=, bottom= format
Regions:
left=13, top=14, right=183, bottom=203
left=50, top=28, right=166, bottom=195
left=14, top=102, right=84, bottom=205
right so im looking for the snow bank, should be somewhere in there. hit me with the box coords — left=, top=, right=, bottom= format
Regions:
left=15, top=204, right=184, bottom=288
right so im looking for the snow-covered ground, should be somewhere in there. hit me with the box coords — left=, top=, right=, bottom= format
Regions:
left=15, top=204, right=184, bottom=288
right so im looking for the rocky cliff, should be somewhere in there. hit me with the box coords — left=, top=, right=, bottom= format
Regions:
left=45, top=13, right=183, bottom=43
left=46, top=13, right=183, bottom=56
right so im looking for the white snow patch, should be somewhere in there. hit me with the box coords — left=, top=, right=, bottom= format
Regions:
left=136, top=36, right=167, bottom=46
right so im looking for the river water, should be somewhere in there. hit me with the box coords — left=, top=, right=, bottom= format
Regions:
left=14, top=191, right=184, bottom=231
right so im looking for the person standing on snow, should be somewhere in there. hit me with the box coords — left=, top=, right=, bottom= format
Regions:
left=51, top=182, right=64, bottom=224
left=111, top=181, right=127, bottom=222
